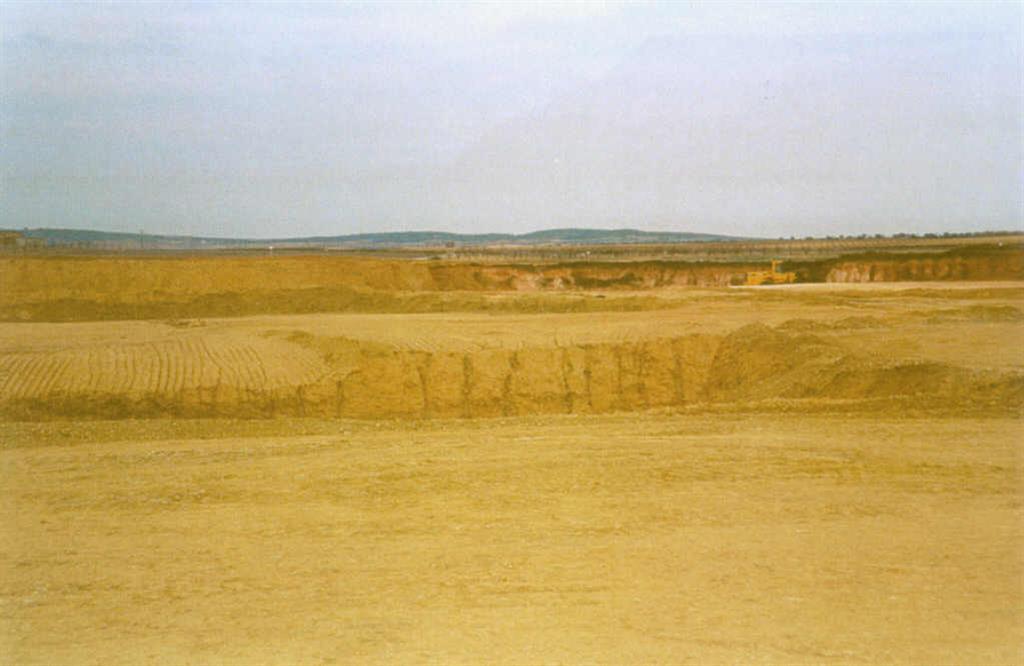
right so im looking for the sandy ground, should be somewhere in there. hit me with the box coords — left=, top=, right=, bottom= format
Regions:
left=2, top=283, right=1022, bottom=412
left=1, top=414, right=1021, bottom=665
left=732, top=280, right=1024, bottom=291
left=1, top=280, right=1022, bottom=663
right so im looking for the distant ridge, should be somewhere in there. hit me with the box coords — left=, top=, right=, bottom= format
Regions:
left=284, top=228, right=744, bottom=245
left=16, top=227, right=747, bottom=249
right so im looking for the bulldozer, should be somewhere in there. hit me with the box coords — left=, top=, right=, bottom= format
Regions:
left=745, top=259, right=797, bottom=286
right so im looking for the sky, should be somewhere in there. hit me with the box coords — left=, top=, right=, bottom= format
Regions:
left=1, top=1, right=1021, bottom=239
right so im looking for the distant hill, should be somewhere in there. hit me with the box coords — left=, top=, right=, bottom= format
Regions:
left=15, top=227, right=746, bottom=248
left=21, top=228, right=252, bottom=247
left=284, top=228, right=742, bottom=245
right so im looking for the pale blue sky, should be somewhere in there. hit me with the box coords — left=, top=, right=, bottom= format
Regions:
left=2, top=1, right=1021, bottom=238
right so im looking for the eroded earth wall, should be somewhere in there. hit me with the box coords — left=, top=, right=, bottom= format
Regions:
left=2, top=245, right=1022, bottom=322
left=2, top=322, right=1020, bottom=420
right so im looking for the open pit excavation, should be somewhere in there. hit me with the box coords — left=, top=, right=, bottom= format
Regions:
left=1, top=297, right=1022, bottom=420
left=2, top=249, right=1023, bottom=665
left=5, top=2, right=1022, bottom=661
left=1, top=242, right=1021, bottom=322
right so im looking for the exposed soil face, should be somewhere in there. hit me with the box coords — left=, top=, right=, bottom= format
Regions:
left=2, top=258, right=1022, bottom=663
left=824, top=249, right=1024, bottom=283
left=2, top=324, right=1018, bottom=420
left=2, top=245, right=1020, bottom=322
left=1, top=285, right=1021, bottom=420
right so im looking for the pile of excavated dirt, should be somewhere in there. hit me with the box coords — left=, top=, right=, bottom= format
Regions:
left=2, top=320, right=1019, bottom=420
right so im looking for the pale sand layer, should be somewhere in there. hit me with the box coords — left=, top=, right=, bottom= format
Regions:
left=2, top=415, right=1021, bottom=664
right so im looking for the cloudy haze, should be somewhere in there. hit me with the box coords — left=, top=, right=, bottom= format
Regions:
left=2, top=1, right=1021, bottom=238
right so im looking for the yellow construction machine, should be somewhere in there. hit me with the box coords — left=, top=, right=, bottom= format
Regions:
left=745, top=259, right=797, bottom=286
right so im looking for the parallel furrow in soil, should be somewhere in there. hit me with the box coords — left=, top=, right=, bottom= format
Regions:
left=194, top=336, right=218, bottom=387
left=0, top=354, right=30, bottom=397
left=125, top=345, right=140, bottom=394
left=241, top=345, right=269, bottom=390
left=210, top=342, right=240, bottom=388
left=154, top=341, right=171, bottom=394
left=100, top=347, right=119, bottom=393
left=226, top=345, right=253, bottom=389
left=38, top=353, right=72, bottom=396
left=180, top=337, right=194, bottom=390
left=16, top=354, right=52, bottom=399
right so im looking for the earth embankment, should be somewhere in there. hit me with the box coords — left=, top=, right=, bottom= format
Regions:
left=824, top=248, right=1024, bottom=283
left=2, top=245, right=1021, bottom=322
left=2, top=306, right=1020, bottom=420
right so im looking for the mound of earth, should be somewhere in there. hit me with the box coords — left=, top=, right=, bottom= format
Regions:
left=2, top=319, right=1019, bottom=420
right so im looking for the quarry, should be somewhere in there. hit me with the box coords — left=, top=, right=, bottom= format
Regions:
left=1, top=240, right=1022, bottom=664
left=5, top=1, right=1021, bottom=662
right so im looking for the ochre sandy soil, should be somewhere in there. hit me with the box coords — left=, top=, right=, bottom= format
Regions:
left=1, top=283, right=1021, bottom=419
left=1, top=270, right=1022, bottom=664
left=1, top=244, right=1021, bottom=322
left=2, top=415, right=1021, bottom=664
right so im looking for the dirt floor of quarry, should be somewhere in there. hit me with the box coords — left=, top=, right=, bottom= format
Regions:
left=1, top=282, right=1022, bottom=420
left=2, top=415, right=1022, bottom=664
left=1, top=254, right=1023, bottom=664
